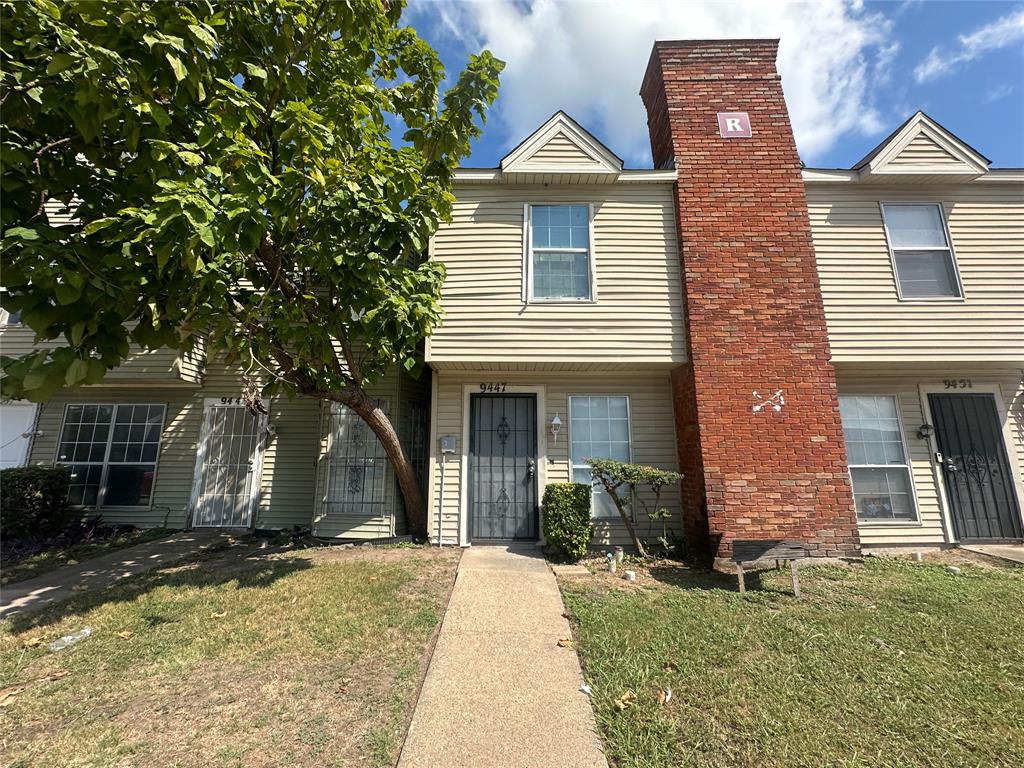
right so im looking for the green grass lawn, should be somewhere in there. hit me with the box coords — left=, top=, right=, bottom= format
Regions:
left=0, top=543, right=459, bottom=768
left=562, top=554, right=1024, bottom=768
left=2, top=527, right=176, bottom=585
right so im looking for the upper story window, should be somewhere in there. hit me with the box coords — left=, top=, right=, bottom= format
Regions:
left=526, top=204, right=594, bottom=302
left=880, top=203, right=963, bottom=299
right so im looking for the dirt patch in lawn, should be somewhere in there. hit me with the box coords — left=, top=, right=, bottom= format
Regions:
left=1, top=543, right=459, bottom=768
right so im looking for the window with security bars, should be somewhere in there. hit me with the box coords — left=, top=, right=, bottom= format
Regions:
left=569, top=395, right=631, bottom=518
left=839, top=395, right=917, bottom=522
left=529, top=204, right=593, bottom=301
left=325, top=400, right=390, bottom=517
left=56, top=404, right=165, bottom=507
left=881, top=203, right=962, bottom=299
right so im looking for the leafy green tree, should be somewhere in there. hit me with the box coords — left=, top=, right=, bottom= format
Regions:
left=0, top=0, right=502, bottom=535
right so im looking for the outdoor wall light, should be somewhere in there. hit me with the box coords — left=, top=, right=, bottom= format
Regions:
left=550, top=413, right=562, bottom=445
left=917, top=423, right=934, bottom=440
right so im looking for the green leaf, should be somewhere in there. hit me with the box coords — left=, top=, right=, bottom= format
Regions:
left=165, top=53, right=187, bottom=82
left=4, top=226, right=39, bottom=240
left=46, top=53, right=76, bottom=75
left=244, top=63, right=268, bottom=80
left=83, top=218, right=117, bottom=235
left=65, top=358, right=89, bottom=386
left=54, top=281, right=81, bottom=305
left=177, top=150, right=203, bottom=167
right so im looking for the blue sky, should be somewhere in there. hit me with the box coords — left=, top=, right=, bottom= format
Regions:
left=405, top=1, right=1024, bottom=169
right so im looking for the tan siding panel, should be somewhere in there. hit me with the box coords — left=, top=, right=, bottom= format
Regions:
left=427, top=371, right=680, bottom=549
left=518, top=132, right=607, bottom=171
left=808, top=183, right=1024, bottom=361
left=836, top=364, right=1024, bottom=548
left=889, top=134, right=963, bottom=167
left=429, top=184, right=686, bottom=366
left=28, top=389, right=202, bottom=529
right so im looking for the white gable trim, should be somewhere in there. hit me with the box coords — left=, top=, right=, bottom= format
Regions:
left=860, top=112, right=989, bottom=179
left=500, top=112, right=623, bottom=175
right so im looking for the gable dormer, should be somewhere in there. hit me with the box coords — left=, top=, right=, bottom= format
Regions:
left=499, top=111, right=623, bottom=182
left=854, top=112, right=989, bottom=183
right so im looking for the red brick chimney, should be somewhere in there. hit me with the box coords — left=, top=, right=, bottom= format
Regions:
left=640, top=39, right=860, bottom=562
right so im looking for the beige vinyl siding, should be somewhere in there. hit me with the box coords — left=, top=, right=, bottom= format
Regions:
left=312, top=367, right=404, bottom=539
left=889, top=134, right=962, bottom=167
left=428, top=183, right=686, bottom=367
left=426, top=371, right=680, bottom=549
left=0, top=325, right=199, bottom=384
left=27, top=388, right=200, bottom=529
left=808, top=182, right=1024, bottom=362
left=836, top=363, right=1024, bottom=548
left=198, top=362, right=319, bottom=531
left=517, top=132, right=607, bottom=171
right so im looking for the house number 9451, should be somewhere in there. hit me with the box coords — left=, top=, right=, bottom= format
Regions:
left=943, top=379, right=972, bottom=389
left=479, top=383, right=508, bottom=393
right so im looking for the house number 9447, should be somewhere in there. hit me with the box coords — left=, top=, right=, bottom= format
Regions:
left=479, top=383, right=508, bottom=393
left=943, top=379, right=972, bottom=389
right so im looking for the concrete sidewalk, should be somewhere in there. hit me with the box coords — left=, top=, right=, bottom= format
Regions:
left=960, top=543, right=1024, bottom=564
left=1, top=530, right=226, bottom=618
left=397, top=545, right=607, bottom=768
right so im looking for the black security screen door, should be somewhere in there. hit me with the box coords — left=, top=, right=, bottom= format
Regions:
left=929, top=393, right=1023, bottom=542
left=469, top=394, right=538, bottom=541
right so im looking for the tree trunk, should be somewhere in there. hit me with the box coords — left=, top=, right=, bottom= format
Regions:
left=602, top=480, right=647, bottom=558
left=347, top=395, right=428, bottom=539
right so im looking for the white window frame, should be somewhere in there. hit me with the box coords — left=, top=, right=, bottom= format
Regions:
left=567, top=394, right=632, bottom=519
left=55, top=403, right=166, bottom=509
left=839, top=393, right=920, bottom=525
left=522, top=202, right=598, bottom=304
left=879, top=201, right=964, bottom=301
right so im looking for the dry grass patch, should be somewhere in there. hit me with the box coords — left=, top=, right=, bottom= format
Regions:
left=1, top=542, right=459, bottom=767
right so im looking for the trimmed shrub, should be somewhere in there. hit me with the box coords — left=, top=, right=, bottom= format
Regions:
left=541, top=483, right=592, bottom=562
left=1, top=465, right=73, bottom=538
left=586, top=458, right=683, bottom=557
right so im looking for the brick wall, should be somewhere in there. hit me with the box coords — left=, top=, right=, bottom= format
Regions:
left=640, top=39, right=860, bottom=561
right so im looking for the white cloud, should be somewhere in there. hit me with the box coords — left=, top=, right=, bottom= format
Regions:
left=408, top=0, right=896, bottom=165
left=984, top=83, right=1014, bottom=103
left=914, top=7, right=1024, bottom=83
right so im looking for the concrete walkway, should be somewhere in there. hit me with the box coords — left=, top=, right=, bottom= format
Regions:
left=398, top=545, right=608, bottom=768
left=961, top=543, right=1024, bottom=564
left=1, top=530, right=226, bottom=618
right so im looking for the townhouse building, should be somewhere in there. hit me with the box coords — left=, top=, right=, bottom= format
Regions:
left=2, top=38, right=1021, bottom=560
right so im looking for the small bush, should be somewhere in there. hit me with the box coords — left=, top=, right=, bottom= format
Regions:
left=1, top=465, right=73, bottom=538
left=586, top=458, right=683, bottom=557
left=542, top=483, right=592, bottom=562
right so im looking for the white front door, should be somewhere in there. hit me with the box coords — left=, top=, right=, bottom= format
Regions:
left=0, top=403, right=37, bottom=469
left=190, top=399, right=267, bottom=528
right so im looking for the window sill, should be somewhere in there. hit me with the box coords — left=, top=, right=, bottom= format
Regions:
left=857, top=519, right=922, bottom=527
left=525, top=298, right=597, bottom=305
left=895, top=296, right=965, bottom=303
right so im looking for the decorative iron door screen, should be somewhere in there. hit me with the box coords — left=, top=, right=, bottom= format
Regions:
left=468, top=394, right=538, bottom=541
left=929, top=393, right=1023, bottom=542
left=192, top=402, right=267, bottom=528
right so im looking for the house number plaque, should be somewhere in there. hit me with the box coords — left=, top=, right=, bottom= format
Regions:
left=479, top=383, right=508, bottom=393
left=942, top=379, right=972, bottom=389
